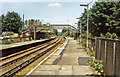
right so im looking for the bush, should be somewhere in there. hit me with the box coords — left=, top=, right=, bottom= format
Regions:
left=105, top=32, right=112, bottom=38
left=62, top=31, right=69, bottom=37
left=70, top=32, right=74, bottom=37
left=88, top=59, right=103, bottom=73
left=111, top=33, right=118, bottom=39
left=87, top=50, right=95, bottom=57
left=82, top=31, right=92, bottom=37
left=81, top=39, right=87, bottom=48
left=100, top=32, right=118, bottom=39
left=100, top=33, right=105, bottom=38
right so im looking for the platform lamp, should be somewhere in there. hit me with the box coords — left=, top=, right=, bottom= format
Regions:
left=32, top=19, right=37, bottom=41
left=76, top=17, right=82, bottom=44
left=75, top=22, right=80, bottom=44
left=22, top=14, right=24, bottom=42
left=67, top=20, right=70, bottom=37
left=34, top=20, right=38, bottom=40
left=80, top=0, right=94, bottom=50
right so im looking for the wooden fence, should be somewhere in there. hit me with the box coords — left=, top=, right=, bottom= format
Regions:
left=81, top=37, right=120, bottom=75
left=82, top=36, right=95, bottom=52
left=95, top=38, right=120, bottom=75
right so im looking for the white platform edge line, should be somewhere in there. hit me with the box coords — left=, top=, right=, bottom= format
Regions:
left=25, top=41, right=66, bottom=76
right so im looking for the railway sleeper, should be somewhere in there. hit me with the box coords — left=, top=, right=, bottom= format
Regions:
left=1, top=38, right=62, bottom=77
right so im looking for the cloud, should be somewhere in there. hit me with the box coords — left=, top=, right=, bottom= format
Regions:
left=48, top=3, right=61, bottom=7
left=1, top=0, right=98, bottom=2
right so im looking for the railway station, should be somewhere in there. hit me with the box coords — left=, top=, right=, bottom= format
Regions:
left=1, top=0, right=120, bottom=77
left=1, top=24, right=120, bottom=76
left=0, top=36, right=94, bottom=76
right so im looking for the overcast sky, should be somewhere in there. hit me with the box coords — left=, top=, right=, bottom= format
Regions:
left=1, top=0, right=96, bottom=28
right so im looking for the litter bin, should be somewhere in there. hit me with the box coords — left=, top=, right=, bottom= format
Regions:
left=23, top=38, right=26, bottom=42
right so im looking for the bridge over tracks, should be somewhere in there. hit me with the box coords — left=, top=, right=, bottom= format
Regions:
left=36, top=24, right=77, bottom=33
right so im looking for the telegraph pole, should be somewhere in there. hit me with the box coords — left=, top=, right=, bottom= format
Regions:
left=23, top=14, right=24, bottom=30
left=34, top=26, right=36, bottom=40
left=34, top=20, right=38, bottom=41
left=80, top=22, right=82, bottom=43
left=80, top=0, right=94, bottom=50
left=76, top=17, right=82, bottom=44
left=22, top=14, right=24, bottom=42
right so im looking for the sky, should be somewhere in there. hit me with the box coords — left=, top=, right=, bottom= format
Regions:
left=1, top=0, right=97, bottom=28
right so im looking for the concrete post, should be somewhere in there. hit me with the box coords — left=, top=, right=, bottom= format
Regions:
left=86, top=5, right=89, bottom=50
left=100, top=40, right=106, bottom=74
left=106, top=40, right=114, bottom=75
left=95, top=38, right=99, bottom=59
left=115, top=41, right=120, bottom=75
left=98, top=39, right=101, bottom=59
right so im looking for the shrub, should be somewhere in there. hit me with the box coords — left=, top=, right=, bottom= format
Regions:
left=88, top=59, right=104, bottom=73
left=87, top=50, right=95, bottom=57
left=111, top=33, right=118, bottom=39
left=81, top=39, right=87, bottom=48
left=100, top=32, right=118, bottom=39
left=100, top=33, right=105, bottom=38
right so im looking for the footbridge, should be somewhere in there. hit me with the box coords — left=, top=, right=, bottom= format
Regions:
left=36, top=24, right=77, bottom=33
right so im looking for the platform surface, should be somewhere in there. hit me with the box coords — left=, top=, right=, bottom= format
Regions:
left=29, top=37, right=93, bottom=76
left=0, top=39, right=48, bottom=50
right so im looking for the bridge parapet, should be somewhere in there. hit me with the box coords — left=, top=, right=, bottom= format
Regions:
left=36, top=24, right=77, bottom=33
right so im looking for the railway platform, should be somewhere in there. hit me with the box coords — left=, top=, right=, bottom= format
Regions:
left=0, top=37, right=55, bottom=57
left=27, top=37, right=93, bottom=76
left=0, top=39, right=49, bottom=50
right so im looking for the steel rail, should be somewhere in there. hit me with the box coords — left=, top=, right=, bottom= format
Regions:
left=0, top=38, right=59, bottom=68
left=0, top=38, right=56, bottom=61
left=1, top=38, right=62, bottom=77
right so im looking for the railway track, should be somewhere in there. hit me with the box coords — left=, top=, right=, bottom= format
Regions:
left=0, top=37, right=64, bottom=77
left=0, top=38, right=58, bottom=66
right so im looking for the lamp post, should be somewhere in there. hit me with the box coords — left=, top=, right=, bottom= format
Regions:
left=75, top=19, right=81, bottom=44
left=67, top=20, right=70, bottom=37
left=32, top=19, right=36, bottom=41
left=76, top=17, right=82, bottom=43
left=34, top=20, right=38, bottom=40
left=80, top=0, right=93, bottom=50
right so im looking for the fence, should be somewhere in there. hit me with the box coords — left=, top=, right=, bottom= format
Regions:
left=82, top=36, right=95, bottom=52
left=81, top=37, right=120, bottom=75
left=0, top=37, right=20, bottom=44
left=95, top=38, right=120, bottom=75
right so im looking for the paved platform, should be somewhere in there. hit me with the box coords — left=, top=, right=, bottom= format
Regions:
left=28, top=37, right=93, bottom=76
left=58, top=38, right=92, bottom=65
left=0, top=39, right=50, bottom=50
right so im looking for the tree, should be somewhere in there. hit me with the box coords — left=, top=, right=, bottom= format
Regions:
left=61, top=28, right=70, bottom=36
left=2, top=11, right=22, bottom=34
left=80, top=1, right=120, bottom=37
left=25, top=20, right=28, bottom=25
left=0, top=15, right=4, bottom=34
left=62, top=31, right=69, bottom=37
left=53, top=29, right=58, bottom=36
left=89, top=2, right=120, bottom=36
left=37, top=20, right=42, bottom=27
left=70, top=32, right=74, bottom=37
left=28, top=19, right=31, bottom=27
